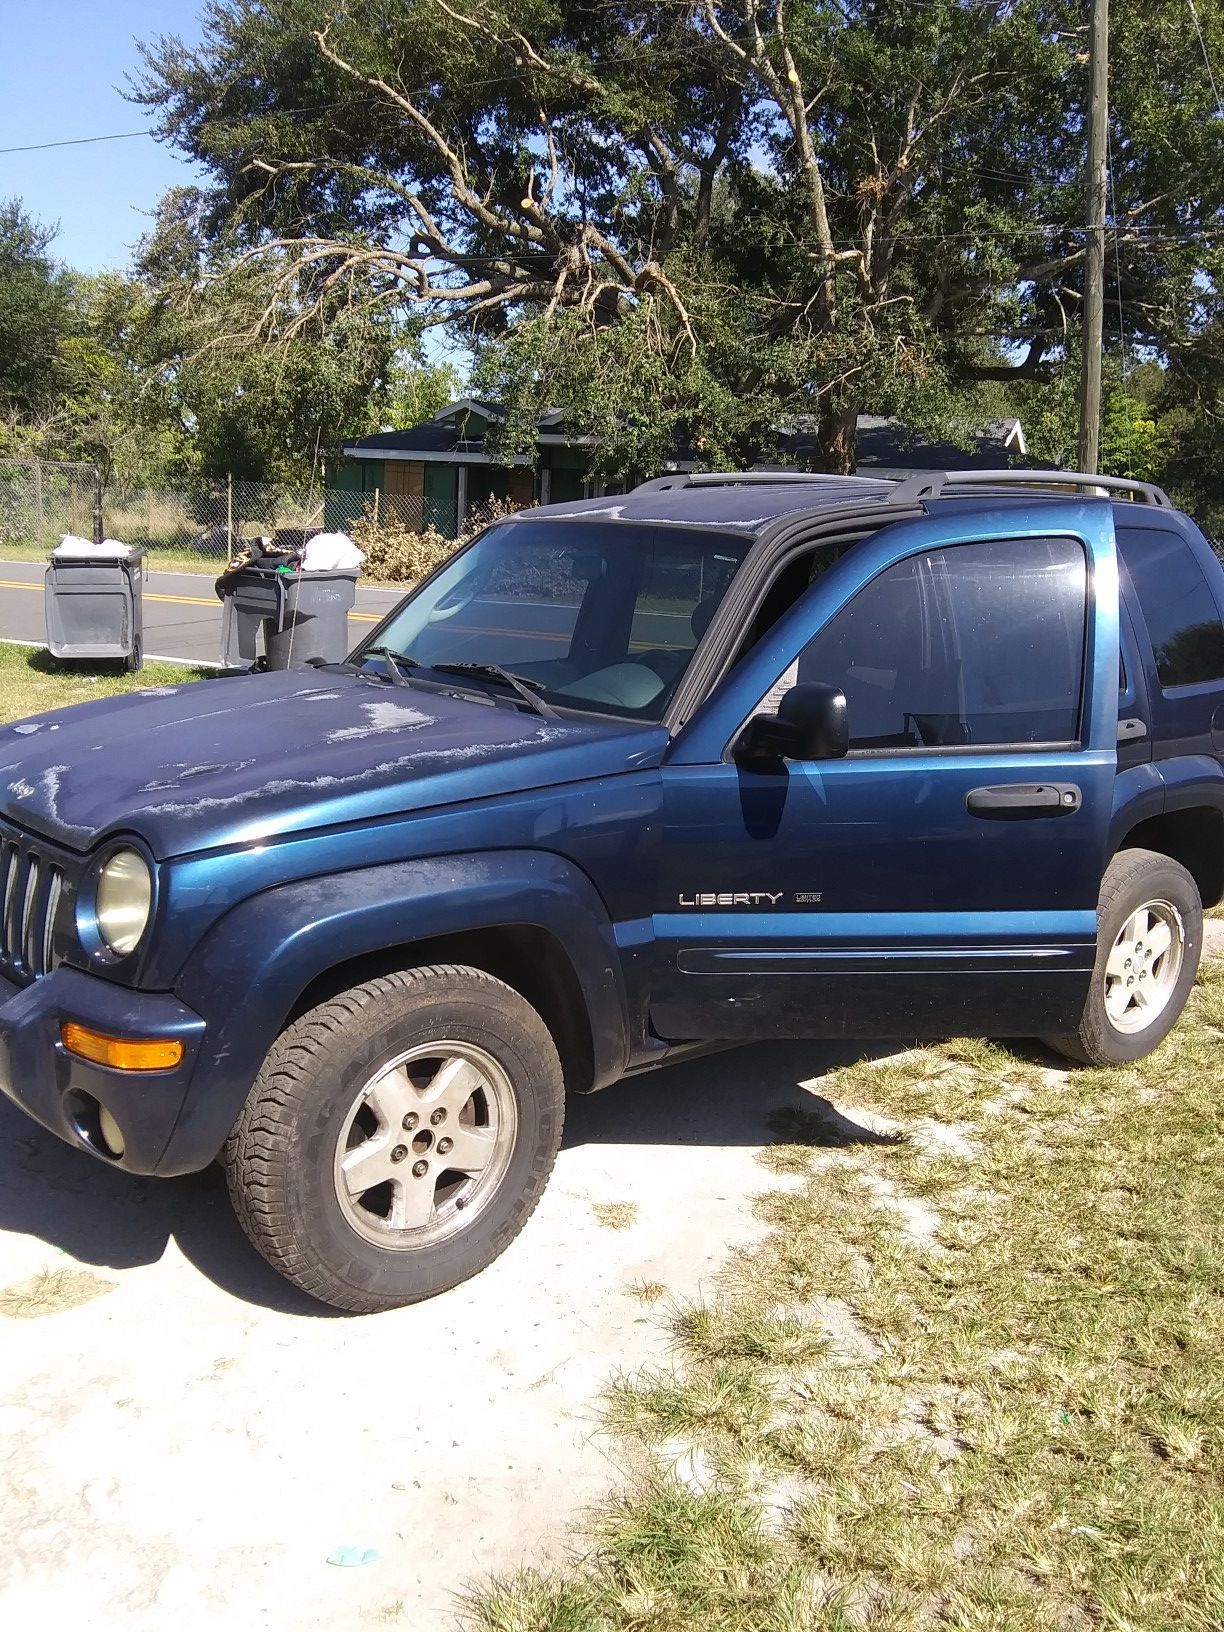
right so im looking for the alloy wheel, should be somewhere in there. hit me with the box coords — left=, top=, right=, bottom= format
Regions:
left=1102, top=899, right=1184, bottom=1035
left=333, top=1040, right=517, bottom=1248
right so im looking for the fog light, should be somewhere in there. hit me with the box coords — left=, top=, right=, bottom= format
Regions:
left=61, top=1023, right=184, bottom=1072
left=97, top=1106, right=126, bottom=1158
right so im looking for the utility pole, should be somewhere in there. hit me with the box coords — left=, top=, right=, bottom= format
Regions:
left=1077, top=0, right=1109, bottom=473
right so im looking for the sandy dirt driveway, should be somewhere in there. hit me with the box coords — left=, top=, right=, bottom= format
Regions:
left=0, top=1038, right=861, bottom=1631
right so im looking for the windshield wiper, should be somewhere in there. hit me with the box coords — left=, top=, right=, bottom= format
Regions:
left=428, top=662, right=557, bottom=718
left=363, top=645, right=418, bottom=687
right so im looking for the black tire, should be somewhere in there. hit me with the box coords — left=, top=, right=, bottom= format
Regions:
left=124, top=634, right=143, bottom=674
left=223, top=965, right=565, bottom=1313
left=1045, top=848, right=1202, bottom=1066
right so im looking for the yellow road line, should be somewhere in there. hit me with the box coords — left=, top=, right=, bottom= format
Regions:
left=0, top=579, right=383, bottom=622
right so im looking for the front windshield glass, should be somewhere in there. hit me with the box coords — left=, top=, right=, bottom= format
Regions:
left=362, top=519, right=750, bottom=720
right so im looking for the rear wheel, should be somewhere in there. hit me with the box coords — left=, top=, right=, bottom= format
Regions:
left=1046, top=849, right=1202, bottom=1066
left=223, top=965, right=565, bottom=1312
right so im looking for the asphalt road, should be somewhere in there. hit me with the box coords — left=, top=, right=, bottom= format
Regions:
left=0, top=559, right=406, bottom=667
left=0, top=560, right=694, bottom=668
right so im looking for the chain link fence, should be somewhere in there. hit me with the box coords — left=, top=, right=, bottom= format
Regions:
left=105, top=479, right=465, bottom=558
left=0, top=460, right=518, bottom=583
left=0, top=459, right=99, bottom=552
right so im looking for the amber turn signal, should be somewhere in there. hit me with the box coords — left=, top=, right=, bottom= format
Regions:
left=60, top=1023, right=184, bottom=1072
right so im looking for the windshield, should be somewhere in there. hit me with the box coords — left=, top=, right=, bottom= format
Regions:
left=361, top=519, right=750, bottom=720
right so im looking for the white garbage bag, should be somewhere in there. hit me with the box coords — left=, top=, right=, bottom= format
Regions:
left=300, top=530, right=365, bottom=571
left=52, top=534, right=135, bottom=559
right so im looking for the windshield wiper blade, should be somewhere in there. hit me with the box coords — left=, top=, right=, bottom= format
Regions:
left=363, top=645, right=418, bottom=686
left=429, top=662, right=557, bottom=718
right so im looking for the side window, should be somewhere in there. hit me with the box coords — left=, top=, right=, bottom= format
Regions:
left=1117, top=527, right=1224, bottom=688
left=781, top=536, right=1087, bottom=750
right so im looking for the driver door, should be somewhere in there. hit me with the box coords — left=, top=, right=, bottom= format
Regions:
left=650, top=503, right=1119, bottom=1040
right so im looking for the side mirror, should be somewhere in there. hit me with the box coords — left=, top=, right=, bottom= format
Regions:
left=734, top=682, right=849, bottom=763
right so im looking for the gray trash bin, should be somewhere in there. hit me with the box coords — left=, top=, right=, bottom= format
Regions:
left=219, top=565, right=359, bottom=670
left=44, top=549, right=145, bottom=672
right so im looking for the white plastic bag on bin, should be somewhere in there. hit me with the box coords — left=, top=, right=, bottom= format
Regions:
left=52, top=534, right=135, bottom=559
left=301, top=531, right=365, bottom=571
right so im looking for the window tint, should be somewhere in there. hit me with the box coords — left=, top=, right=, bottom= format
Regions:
left=784, top=537, right=1086, bottom=749
left=1117, top=527, right=1224, bottom=688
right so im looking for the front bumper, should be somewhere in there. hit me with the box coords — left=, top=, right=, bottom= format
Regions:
left=0, top=966, right=207, bottom=1174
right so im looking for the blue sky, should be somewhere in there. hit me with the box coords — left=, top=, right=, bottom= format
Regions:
left=0, top=0, right=203, bottom=273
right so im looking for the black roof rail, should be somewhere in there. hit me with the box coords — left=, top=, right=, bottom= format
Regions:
left=913, top=468, right=1173, bottom=508
left=633, top=465, right=1173, bottom=509
left=633, top=470, right=891, bottom=493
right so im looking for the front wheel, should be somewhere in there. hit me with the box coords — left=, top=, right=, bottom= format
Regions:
left=1045, top=848, right=1202, bottom=1066
left=223, top=965, right=565, bottom=1313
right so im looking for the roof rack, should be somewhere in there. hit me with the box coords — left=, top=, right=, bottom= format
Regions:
left=633, top=466, right=1172, bottom=508
left=633, top=470, right=887, bottom=493
left=916, top=468, right=1173, bottom=508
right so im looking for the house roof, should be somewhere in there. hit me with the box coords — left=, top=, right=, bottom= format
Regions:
left=808, top=415, right=1026, bottom=472
left=341, top=402, right=1028, bottom=473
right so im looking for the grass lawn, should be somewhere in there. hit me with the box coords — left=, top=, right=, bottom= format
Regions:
left=0, top=540, right=228, bottom=576
left=471, top=969, right=1224, bottom=1631
left=0, top=643, right=209, bottom=726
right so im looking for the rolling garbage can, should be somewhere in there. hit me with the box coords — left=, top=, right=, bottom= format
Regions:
left=44, top=543, right=145, bottom=672
left=219, top=564, right=359, bottom=670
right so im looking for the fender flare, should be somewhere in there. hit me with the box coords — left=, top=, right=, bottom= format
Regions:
left=159, top=850, right=630, bottom=1174
left=1107, top=763, right=1166, bottom=857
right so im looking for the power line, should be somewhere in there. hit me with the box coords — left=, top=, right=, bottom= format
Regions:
left=0, top=130, right=151, bottom=156
left=1186, top=0, right=1223, bottom=119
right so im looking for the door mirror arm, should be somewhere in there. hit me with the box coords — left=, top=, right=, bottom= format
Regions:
left=733, top=682, right=850, bottom=763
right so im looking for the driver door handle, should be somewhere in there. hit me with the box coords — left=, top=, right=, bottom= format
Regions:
left=965, top=782, right=1082, bottom=818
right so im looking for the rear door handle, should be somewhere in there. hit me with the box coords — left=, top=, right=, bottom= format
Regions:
left=965, top=783, right=1082, bottom=817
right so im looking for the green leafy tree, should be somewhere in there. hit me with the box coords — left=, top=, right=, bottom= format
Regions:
left=132, top=1, right=1224, bottom=475
left=1154, top=294, right=1224, bottom=540
left=0, top=206, right=167, bottom=479
left=1011, top=357, right=1173, bottom=486
left=386, top=355, right=462, bottom=431
left=127, top=189, right=400, bottom=485
left=0, top=198, right=77, bottom=430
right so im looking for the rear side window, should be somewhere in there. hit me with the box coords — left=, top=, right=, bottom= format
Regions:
left=788, top=536, right=1086, bottom=749
left=1117, top=527, right=1224, bottom=688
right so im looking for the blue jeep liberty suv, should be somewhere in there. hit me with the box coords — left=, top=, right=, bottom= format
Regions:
left=2, top=468, right=1222, bottom=1312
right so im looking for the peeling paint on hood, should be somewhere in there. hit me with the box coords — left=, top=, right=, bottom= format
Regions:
left=0, top=669, right=667, bottom=859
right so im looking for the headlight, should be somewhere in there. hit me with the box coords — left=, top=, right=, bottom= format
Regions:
left=94, top=849, right=152, bottom=955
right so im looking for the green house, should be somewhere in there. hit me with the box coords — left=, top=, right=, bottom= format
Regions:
left=326, top=400, right=619, bottom=536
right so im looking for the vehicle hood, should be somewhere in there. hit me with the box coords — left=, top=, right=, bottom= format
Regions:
left=0, top=669, right=668, bottom=859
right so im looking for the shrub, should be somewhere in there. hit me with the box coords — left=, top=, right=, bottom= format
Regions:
left=350, top=496, right=524, bottom=583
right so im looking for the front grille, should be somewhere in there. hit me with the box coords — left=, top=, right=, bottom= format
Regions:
left=0, top=833, right=64, bottom=982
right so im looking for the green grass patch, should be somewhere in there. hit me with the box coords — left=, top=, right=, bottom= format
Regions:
left=1, top=541, right=226, bottom=576
left=465, top=966, right=1224, bottom=1631
left=0, top=642, right=210, bottom=726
